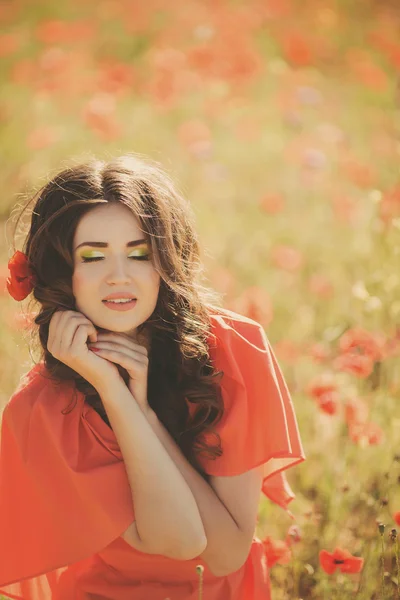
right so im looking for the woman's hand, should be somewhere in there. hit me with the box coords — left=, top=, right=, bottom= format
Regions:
left=87, top=331, right=150, bottom=413
left=48, top=310, right=124, bottom=391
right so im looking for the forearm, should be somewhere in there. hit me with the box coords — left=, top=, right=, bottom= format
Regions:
left=97, top=378, right=207, bottom=557
left=145, top=408, right=243, bottom=574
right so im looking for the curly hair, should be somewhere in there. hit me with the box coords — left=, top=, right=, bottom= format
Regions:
left=8, top=153, right=226, bottom=483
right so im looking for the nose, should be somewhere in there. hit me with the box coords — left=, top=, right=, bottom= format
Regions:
left=105, top=256, right=133, bottom=285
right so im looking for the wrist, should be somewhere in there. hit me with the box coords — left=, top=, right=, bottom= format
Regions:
left=92, top=374, right=125, bottom=397
left=142, top=405, right=157, bottom=423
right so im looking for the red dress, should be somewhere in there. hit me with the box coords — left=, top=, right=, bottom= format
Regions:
left=0, top=307, right=306, bottom=599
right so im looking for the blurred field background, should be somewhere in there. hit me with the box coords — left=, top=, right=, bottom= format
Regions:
left=1, top=0, right=400, bottom=598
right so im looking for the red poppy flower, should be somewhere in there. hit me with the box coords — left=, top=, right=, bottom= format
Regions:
left=333, top=353, right=375, bottom=378
left=320, top=547, right=364, bottom=574
left=262, top=536, right=292, bottom=567
left=307, top=377, right=340, bottom=415
left=338, top=327, right=386, bottom=362
left=6, top=251, right=36, bottom=301
left=348, top=421, right=384, bottom=446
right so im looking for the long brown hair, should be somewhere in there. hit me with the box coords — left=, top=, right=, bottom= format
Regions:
left=9, top=153, right=226, bottom=481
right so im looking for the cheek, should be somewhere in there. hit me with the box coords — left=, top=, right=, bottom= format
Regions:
left=72, top=269, right=91, bottom=296
left=149, top=270, right=161, bottom=294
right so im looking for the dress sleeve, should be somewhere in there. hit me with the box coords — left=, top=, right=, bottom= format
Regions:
left=196, top=313, right=306, bottom=518
left=0, top=363, right=135, bottom=598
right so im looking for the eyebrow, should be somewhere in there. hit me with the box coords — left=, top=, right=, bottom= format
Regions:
left=75, top=239, right=148, bottom=251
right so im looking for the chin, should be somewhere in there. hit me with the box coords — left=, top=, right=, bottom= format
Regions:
left=105, top=319, right=141, bottom=332
left=102, top=323, right=136, bottom=332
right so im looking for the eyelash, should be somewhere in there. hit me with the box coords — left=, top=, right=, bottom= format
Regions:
left=81, top=256, right=151, bottom=263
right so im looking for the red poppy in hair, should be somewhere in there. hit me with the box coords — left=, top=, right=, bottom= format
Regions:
left=7, top=251, right=37, bottom=301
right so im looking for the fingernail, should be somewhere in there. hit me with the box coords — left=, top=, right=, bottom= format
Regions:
left=91, top=348, right=100, bottom=352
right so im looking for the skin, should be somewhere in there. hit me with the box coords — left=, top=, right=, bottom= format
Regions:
left=71, top=202, right=161, bottom=409
left=72, top=202, right=160, bottom=345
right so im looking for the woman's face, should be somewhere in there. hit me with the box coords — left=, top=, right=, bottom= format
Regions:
left=72, top=203, right=161, bottom=342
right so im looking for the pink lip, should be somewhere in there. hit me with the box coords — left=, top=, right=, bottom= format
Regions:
left=103, top=299, right=137, bottom=312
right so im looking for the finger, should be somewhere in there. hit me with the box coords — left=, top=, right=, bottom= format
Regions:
left=49, top=311, right=72, bottom=356
left=89, top=347, right=147, bottom=372
left=48, top=310, right=65, bottom=348
left=70, top=324, right=98, bottom=355
left=50, top=312, right=96, bottom=357
left=95, top=333, right=148, bottom=356
left=69, top=312, right=98, bottom=343
left=60, top=311, right=98, bottom=343
left=59, top=316, right=97, bottom=354
left=88, top=342, right=148, bottom=365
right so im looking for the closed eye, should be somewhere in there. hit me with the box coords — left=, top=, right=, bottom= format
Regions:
left=81, top=256, right=151, bottom=263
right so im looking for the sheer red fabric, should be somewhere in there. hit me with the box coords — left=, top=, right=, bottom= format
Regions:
left=194, top=309, right=306, bottom=519
left=0, top=308, right=306, bottom=599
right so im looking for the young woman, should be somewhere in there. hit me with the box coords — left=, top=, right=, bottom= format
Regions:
left=0, top=153, right=306, bottom=600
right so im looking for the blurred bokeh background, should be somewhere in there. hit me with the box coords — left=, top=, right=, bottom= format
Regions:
left=1, top=1, right=400, bottom=598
